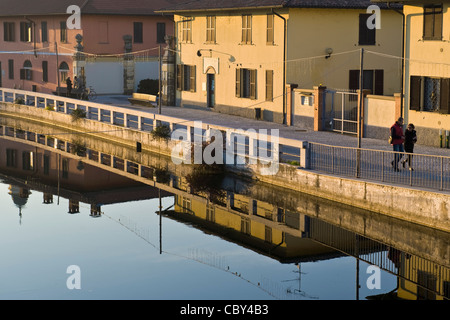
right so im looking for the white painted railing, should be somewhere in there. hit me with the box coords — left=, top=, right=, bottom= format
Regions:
left=0, top=87, right=307, bottom=167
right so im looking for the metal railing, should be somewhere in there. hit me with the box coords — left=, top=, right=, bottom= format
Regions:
left=2, top=87, right=450, bottom=192
left=309, top=142, right=450, bottom=192
left=0, top=87, right=304, bottom=168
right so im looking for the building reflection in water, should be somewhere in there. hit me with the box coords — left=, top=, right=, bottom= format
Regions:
left=0, top=121, right=449, bottom=300
left=8, top=185, right=31, bottom=225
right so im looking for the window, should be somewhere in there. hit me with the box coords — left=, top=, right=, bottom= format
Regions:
left=410, top=76, right=450, bottom=113
left=182, top=197, right=191, bottom=213
left=349, top=69, right=384, bottom=95
left=22, top=151, right=34, bottom=171
left=3, top=22, right=15, bottom=41
left=134, top=22, right=143, bottom=43
left=206, top=16, right=216, bottom=43
left=62, top=158, right=69, bottom=179
left=242, top=15, right=252, bottom=44
left=359, top=14, right=376, bottom=45
left=267, top=14, right=274, bottom=45
left=236, top=68, right=257, bottom=99
left=265, top=70, right=273, bottom=101
left=43, top=154, right=50, bottom=175
left=264, top=226, right=272, bottom=243
left=8, top=59, right=14, bottom=80
left=59, top=62, right=69, bottom=83
left=42, top=61, right=48, bottom=82
left=6, top=149, right=17, bottom=167
left=60, top=21, right=67, bottom=42
left=20, top=60, right=32, bottom=80
left=206, top=203, right=215, bottom=222
left=423, top=4, right=443, bottom=40
left=20, top=22, right=32, bottom=42
left=240, top=217, right=251, bottom=235
left=182, top=17, right=192, bottom=43
left=41, top=21, right=48, bottom=42
left=176, top=64, right=196, bottom=92
left=157, top=22, right=166, bottom=43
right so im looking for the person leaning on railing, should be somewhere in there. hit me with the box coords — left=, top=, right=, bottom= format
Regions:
left=390, top=117, right=405, bottom=172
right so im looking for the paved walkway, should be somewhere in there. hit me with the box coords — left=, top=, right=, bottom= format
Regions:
left=95, top=95, right=450, bottom=158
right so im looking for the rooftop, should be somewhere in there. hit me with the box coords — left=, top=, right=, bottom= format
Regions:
left=156, top=0, right=401, bottom=13
left=0, top=0, right=183, bottom=17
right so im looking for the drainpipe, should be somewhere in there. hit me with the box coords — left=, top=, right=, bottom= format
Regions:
left=387, top=3, right=405, bottom=118
left=271, top=9, right=287, bottom=125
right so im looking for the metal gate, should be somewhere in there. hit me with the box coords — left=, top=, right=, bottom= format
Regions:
left=322, top=89, right=359, bottom=135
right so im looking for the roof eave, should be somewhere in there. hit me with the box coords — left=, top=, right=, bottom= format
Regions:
left=156, top=5, right=284, bottom=15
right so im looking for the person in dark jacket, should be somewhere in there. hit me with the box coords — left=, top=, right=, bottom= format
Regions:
left=402, top=123, right=417, bottom=171
left=390, top=117, right=405, bottom=171
left=66, top=77, right=73, bottom=97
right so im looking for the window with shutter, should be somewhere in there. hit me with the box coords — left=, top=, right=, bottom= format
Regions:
left=20, top=22, right=32, bottom=42
left=236, top=68, right=257, bottom=99
left=374, top=70, right=384, bottom=95
left=242, top=15, right=252, bottom=44
left=157, top=23, right=165, bottom=44
left=267, top=14, right=274, bottom=45
left=8, top=60, right=14, bottom=80
left=134, top=22, right=143, bottom=43
left=266, top=70, right=273, bottom=101
left=359, top=14, right=376, bottom=45
left=176, top=64, right=196, bottom=92
left=42, top=61, right=48, bottom=82
left=4, top=22, right=15, bottom=41
left=423, top=5, right=443, bottom=40
left=439, top=78, right=450, bottom=114
left=206, top=16, right=216, bottom=43
left=177, top=64, right=182, bottom=91
left=182, top=18, right=192, bottom=43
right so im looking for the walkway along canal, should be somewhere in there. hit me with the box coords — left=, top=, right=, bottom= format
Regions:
left=0, top=88, right=449, bottom=233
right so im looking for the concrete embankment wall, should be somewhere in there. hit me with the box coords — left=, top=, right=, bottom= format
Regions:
left=1, top=102, right=449, bottom=233
left=243, top=163, right=450, bottom=233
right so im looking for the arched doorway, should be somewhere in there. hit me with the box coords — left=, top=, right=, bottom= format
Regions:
left=59, top=62, right=70, bottom=83
left=22, top=60, right=33, bottom=80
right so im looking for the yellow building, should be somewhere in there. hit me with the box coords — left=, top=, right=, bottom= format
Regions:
left=372, top=0, right=450, bottom=146
left=158, top=0, right=403, bottom=125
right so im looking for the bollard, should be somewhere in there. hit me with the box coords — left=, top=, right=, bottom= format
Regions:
left=440, top=129, right=443, bottom=148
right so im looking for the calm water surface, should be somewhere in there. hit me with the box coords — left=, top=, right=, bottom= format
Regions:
left=0, top=180, right=396, bottom=300
left=0, top=120, right=447, bottom=301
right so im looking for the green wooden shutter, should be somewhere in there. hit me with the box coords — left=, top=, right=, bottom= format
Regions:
left=410, top=76, right=422, bottom=111
left=190, top=65, right=196, bottom=92
left=176, top=64, right=182, bottom=91
left=236, top=68, right=241, bottom=97
left=250, top=69, right=257, bottom=100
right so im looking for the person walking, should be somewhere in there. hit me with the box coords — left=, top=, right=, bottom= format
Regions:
left=402, top=123, right=417, bottom=171
left=390, top=117, right=405, bottom=172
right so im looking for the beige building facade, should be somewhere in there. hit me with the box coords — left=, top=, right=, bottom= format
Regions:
left=159, top=1, right=403, bottom=125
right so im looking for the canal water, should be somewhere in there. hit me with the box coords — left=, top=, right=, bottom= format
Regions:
left=0, top=119, right=448, bottom=301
